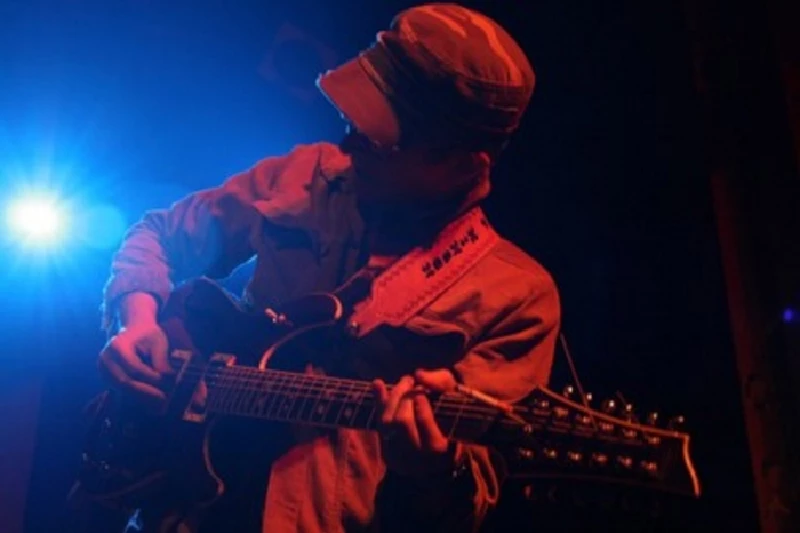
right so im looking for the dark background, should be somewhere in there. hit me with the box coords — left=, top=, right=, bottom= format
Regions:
left=4, top=0, right=792, bottom=531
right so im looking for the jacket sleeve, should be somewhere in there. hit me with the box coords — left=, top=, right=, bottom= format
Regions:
left=100, top=143, right=345, bottom=331
left=377, top=277, right=561, bottom=532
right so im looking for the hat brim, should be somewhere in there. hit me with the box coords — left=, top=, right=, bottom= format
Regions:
left=317, top=57, right=401, bottom=148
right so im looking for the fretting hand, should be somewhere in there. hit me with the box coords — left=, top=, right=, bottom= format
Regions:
left=373, top=369, right=464, bottom=477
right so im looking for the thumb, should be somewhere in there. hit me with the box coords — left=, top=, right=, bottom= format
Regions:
left=147, top=329, right=172, bottom=375
left=414, top=368, right=457, bottom=392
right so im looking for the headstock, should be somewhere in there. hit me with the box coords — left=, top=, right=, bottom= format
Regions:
left=501, top=385, right=701, bottom=499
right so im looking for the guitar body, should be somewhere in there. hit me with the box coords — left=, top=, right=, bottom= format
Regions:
left=75, top=278, right=346, bottom=533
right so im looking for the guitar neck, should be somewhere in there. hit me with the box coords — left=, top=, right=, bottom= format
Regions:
left=203, top=365, right=514, bottom=445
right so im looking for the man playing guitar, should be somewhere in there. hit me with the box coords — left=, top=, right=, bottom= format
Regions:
left=93, top=4, right=560, bottom=532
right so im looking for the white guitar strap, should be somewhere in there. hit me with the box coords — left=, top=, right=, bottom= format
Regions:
left=347, top=206, right=499, bottom=337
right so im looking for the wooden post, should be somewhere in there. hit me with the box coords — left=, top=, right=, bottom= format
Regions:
left=683, top=0, right=800, bottom=532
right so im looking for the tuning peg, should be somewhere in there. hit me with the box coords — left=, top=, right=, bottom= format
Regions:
left=640, top=460, right=658, bottom=475
left=534, top=398, right=550, bottom=410
left=617, top=456, right=634, bottom=469
left=567, top=451, right=583, bottom=463
left=668, top=415, right=686, bottom=430
left=622, top=404, right=635, bottom=421
left=601, top=399, right=617, bottom=414
left=562, top=385, right=575, bottom=399
left=517, top=448, right=535, bottom=460
left=646, top=412, right=659, bottom=425
left=591, top=452, right=609, bottom=466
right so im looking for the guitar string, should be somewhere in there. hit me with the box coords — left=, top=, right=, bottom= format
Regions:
left=192, top=370, right=646, bottom=441
left=198, top=369, right=503, bottom=432
left=172, top=363, right=515, bottom=418
left=167, top=365, right=642, bottom=441
left=205, top=402, right=515, bottom=429
left=176, top=362, right=500, bottom=404
left=205, top=396, right=501, bottom=425
left=204, top=383, right=505, bottom=421
left=175, top=360, right=494, bottom=401
left=203, top=399, right=520, bottom=436
left=202, top=389, right=510, bottom=432
left=188, top=374, right=535, bottom=424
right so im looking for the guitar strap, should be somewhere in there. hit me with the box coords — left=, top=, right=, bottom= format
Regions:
left=347, top=206, right=499, bottom=337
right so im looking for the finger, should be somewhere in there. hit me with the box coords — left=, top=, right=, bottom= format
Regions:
left=414, top=394, right=449, bottom=453
left=414, top=369, right=457, bottom=392
left=147, top=334, right=172, bottom=375
left=395, top=394, right=421, bottom=448
left=98, top=356, right=167, bottom=403
left=109, top=343, right=162, bottom=385
left=372, top=379, right=390, bottom=429
left=381, top=375, right=414, bottom=425
left=105, top=340, right=162, bottom=384
left=372, top=379, right=389, bottom=405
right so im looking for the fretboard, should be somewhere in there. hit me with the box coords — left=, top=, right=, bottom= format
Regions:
left=203, top=365, right=515, bottom=444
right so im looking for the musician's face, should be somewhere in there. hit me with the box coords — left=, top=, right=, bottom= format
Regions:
left=340, top=124, right=487, bottom=207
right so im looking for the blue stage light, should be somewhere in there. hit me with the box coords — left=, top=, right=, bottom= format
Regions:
left=5, top=195, right=67, bottom=247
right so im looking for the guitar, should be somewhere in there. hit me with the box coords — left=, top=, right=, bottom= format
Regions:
left=75, top=277, right=701, bottom=530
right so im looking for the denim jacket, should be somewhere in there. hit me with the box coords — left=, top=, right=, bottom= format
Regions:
left=102, top=142, right=561, bottom=533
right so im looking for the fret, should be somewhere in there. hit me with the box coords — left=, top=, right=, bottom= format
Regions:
left=284, top=373, right=312, bottom=422
left=261, top=373, right=283, bottom=420
left=215, top=368, right=236, bottom=413
left=251, top=370, right=273, bottom=417
left=442, top=395, right=501, bottom=442
left=292, top=375, right=323, bottom=423
left=271, top=373, right=291, bottom=420
left=446, top=394, right=468, bottom=440
left=223, top=369, right=240, bottom=413
left=319, top=381, right=355, bottom=427
left=364, top=394, right=379, bottom=430
left=347, top=381, right=370, bottom=429
left=246, top=369, right=266, bottom=416
left=432, top=394, right=449, bottom=435
left=228, top=369, right=249, bottom=415
left=233, top=370, right=250, bottom=415
left=276, top=373, right=304, bottom=421
left=301, top=376, right=326, bottom=424
left=227, top=369, right=246, bottom=414
left=308, top=378, right=336, bottom=424
left=205, top=367, right=221, bottom=412
left=333, top=381, right=360, bottom=426
left=353, top=398, right=378, bottom=430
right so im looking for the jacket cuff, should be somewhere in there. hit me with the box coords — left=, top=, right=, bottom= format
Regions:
left=101, top=274, right=171, bottom=333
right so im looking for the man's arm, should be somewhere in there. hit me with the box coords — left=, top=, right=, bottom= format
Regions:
left=376, top=279, right=561, bottom=532
left=101, top=143, right=343, bottom=331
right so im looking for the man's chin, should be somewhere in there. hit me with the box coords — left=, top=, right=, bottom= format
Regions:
left=357, top=195, right=409, bottom=216
left=352, top=180, right=408, bottom=210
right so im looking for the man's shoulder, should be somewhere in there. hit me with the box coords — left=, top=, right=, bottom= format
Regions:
left=250, top=141, right=351, bottom=182
left=479, top=238, right=558, bottom=296
left=415, top=236, right=559, bottom=342
left=234, top=141, right=352, bottom=225
left=314, top=141, right=352, bottom=177
left=241, top=142, right=351, bottom=204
